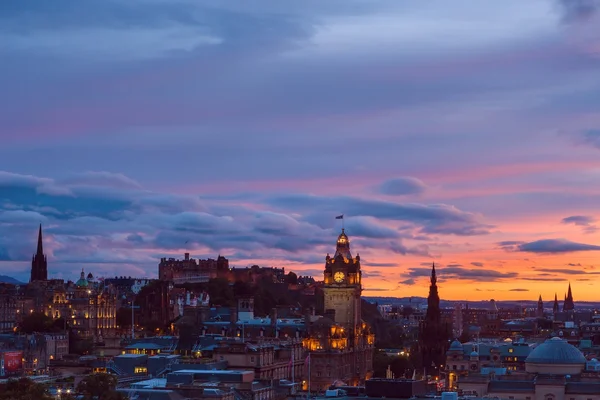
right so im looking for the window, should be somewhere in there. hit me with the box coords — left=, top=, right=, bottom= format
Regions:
left=508, top=348, right=514, bottom=353
left=134, top=367, right=147, bottom=374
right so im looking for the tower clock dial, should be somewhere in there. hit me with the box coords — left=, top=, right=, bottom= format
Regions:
left=334, top=271, right=345, bottom=283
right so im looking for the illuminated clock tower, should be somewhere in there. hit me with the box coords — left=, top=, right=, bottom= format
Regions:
left=323, top=229, right=362, bottom=333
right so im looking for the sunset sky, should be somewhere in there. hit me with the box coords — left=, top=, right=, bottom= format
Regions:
left=1, top=0, right=600, bottom=301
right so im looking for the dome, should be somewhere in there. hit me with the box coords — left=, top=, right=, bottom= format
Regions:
left=76, top=268, right=88, bottom=287
left=87, top=272, right=94, bottom=280
left=449, top=340, right=463, bottom=351
left=526, top=337, right=586, bottom=374
left=76, top=278, right=89, bottom=287
left=470, top=351, right=479, bottom=357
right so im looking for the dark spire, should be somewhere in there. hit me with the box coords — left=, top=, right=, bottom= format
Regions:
left=30, top=224, right=48, bottom=282
left=538, top=295, right=542, bottom=302
left=553, top=293, right=559, bottom=313
left=425, top=262, right=440, bottom=324
left=564, top=283, right=575, bottom=311
left=36, top=224, right=44, bottom=255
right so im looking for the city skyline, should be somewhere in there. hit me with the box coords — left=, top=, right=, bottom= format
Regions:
left=2, top=1, right=600, bottom=300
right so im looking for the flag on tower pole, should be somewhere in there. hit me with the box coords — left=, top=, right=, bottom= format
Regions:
left=335, top=215, right=343, bottom=219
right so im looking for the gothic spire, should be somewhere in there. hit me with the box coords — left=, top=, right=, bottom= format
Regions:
left=425, top=262, right=440, bottom=324
left=567, top=282, right=573, bottom=301
left=30, top=224, right=48, bottom=282
left=36, top=224, right=44, bottom=256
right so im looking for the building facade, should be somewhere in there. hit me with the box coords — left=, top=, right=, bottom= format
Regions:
left=305, top=229, right=374, bottom=390
left=159, top=253, right=230, bottom=284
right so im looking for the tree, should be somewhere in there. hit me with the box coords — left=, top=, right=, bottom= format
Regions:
left=207, top=278, right=234, bottom=306
left=0, top=378, right=53, bottom=400
left=18, top=312, right=56, bottom=333
left=77, top=374, right=126, bottom=400
left=285, top=272, right=298, bottom=285
left=116, top=307, right=131, bottom=330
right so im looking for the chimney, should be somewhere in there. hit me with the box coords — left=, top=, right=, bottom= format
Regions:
left=270, top=308, right=278, bottom=334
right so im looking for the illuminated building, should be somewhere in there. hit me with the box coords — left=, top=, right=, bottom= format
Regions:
left=304, top=229, right=374, bottom=390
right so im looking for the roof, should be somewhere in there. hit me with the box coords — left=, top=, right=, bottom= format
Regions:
left=449, top=340, right=462, bottom=351
left=526, top=337, right=586, bottom=365
left=126, top=343, right=162, bottom=350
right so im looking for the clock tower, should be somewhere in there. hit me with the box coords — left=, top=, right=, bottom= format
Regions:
left=323, top=229, right=362, bottom=333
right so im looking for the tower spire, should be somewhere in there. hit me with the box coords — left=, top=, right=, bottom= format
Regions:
left=37, top=224, right=44, bottom=255
left=30, top=224, right=48, bottom=282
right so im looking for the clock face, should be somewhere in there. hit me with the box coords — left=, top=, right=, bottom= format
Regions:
left=334, top=271, right=345, bottom=283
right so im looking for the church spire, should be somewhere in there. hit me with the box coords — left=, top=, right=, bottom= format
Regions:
left=30, top=224, right=48, bottom=282
left=36, top=224, right=44, bottom=256
left=564, top=282, right=575, bottom=311
left=553, top=293, right=559, bottom=313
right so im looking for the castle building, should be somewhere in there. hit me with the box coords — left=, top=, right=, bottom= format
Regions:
left=159, top=253, right=230, bottom=284
left=418, top=263, right=450, bottom=375
left=30, top=224, right=48, bottom=282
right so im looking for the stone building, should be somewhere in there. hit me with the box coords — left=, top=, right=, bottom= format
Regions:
left=20, top=226, right=118, bottom=339
left=159, top=253, right=229, bottom=284
left=305, top=229, right=375, bottom=390
left=458, top=337, right=600, bottom=399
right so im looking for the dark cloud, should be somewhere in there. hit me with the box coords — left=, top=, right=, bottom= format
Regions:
left=562, top=215, right=595, bottom=226
left=535, top=268, right=599, bottom=275
left=521, top=277, right=567, bottom=282
left=266, top=194, right=492, bottom=236
left=567, top=263, right=582, bottom=267
left=378, top=177, right=427, bottom=196
left=362, top=261, right=399, bottom=268
left=471, top=262, right=484, bottom=267
left=558, top=0, right=600, bottom=23
left=509, top=288, right=529, bottom=292
left=562, top=215, right=598, bottom=234
left=402, top=265, right=517, bottom=282
left=496, top=241, right=525, bottom=251
left=398, top=279, right=416, bottom=286
left=517, top=239, right=600, bottom=253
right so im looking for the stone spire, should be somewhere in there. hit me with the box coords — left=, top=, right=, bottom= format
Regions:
left=564, top=283, right=575, bottom=311
left=553, top=293, right=559, bottom=314
left=425, top=263, right=440, bottom=324
left=537, top=295, right=543, bottom=318
left=30, top=224, right=48, bottom=282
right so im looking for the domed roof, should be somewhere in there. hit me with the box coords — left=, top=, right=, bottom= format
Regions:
left=449, top=339, right=463, bottom=351
left=76, top=268, right=89, bottom=287
left=76, top=278, right=89, bottom=287
left=470, top=351, right=479, bottom=357
left=526, top=337, right=586, bottom=365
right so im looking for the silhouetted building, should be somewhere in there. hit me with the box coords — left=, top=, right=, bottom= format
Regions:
left=537, top=295, right=543, bottom=318
left=30, top=224, right=47, bottom=282
left=418, top=263, right=449, bottom=374
left=159, top=253, right=229, bottom=284
left=553, top=293, right=560, bottom=315
left=563, top=283, right=575, bottom=311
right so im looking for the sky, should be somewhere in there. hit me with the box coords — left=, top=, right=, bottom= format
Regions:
left=1, top=0, right=600, bottom=301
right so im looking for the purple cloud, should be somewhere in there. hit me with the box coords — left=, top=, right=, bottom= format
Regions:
left=379, top=177, right=427, bottom=196
left=517, top=239, right=600, bottom=254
